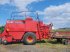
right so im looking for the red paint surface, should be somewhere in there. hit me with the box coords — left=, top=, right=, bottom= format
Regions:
left=0, top=17, right=52, bottom=42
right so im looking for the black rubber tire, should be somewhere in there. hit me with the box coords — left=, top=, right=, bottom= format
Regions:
left=2, top=40, right=8, bottom=45
left=0, top=38, right=2, bottom=44
left=63, top=39, right=68, bottom=45
left=23, top=32, right=36, bottom=45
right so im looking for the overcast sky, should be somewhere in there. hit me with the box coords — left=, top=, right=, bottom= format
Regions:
left=0, top=0, right=70, bottom=29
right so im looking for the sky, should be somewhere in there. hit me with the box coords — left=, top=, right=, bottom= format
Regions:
left=0, top=0, right=70, bottom=29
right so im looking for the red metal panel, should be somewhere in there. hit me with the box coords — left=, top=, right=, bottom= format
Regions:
left=6, top=20, right=25, bottom=31
left=2, top=36, right=12, bottom=42
left=25, top=19, right=37, bottom=31
left=8, top=32, right=25, bottom=39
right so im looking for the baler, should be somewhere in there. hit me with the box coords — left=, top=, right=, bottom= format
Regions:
left=0, top=12, right=52, bottom=45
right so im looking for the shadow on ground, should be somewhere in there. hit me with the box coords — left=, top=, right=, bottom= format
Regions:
left=4, top=39, right=63, bottom=45
left=5, top=40, right=46, bottom=45
left=48, top=40, right=62, bottom=44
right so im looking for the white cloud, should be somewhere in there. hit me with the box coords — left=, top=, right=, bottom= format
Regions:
left=45, top=3, right=70, bottom=18
left=37, top=3, right=70, bottom=29
left=14, top=0, right=43, bottom=11
left=0, top=0, right=44, bottom=11
left=0, top=0, right=9, bottom=4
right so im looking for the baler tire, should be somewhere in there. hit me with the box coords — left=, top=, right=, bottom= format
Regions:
left=23, top=32, right=36, bottom=45
left=63, top=39, right=68, bottom=45
left=2, top=40, right=8, bottom=45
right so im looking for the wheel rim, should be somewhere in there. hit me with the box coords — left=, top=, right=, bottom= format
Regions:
left=27, top=36, right=33, bottom=43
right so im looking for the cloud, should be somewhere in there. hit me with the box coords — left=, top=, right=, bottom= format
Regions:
left=37, top=3, right=70, bottom=29
left=14, top=0, right=43, bottom=11
left=0, top=0, right=44, bottom=11
left=44, top=3, right=70, bottom=18
left=0, top=0, right=9, bottom=4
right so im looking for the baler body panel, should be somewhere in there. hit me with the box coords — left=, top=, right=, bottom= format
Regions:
left=0, top=18, right=52, bottom=43
left=6, top=20, right=25, bottom=31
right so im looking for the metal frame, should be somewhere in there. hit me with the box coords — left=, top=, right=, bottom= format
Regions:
left=10, top=11, right=40, bottom=21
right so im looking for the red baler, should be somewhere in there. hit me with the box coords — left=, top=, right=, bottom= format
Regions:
left=0, top=17, right=52, bottom=45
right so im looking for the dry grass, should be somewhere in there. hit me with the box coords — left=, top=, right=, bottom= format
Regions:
left=0, top=40, right=70, bottom=52
left=36, top=39, right=70, bottom=48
